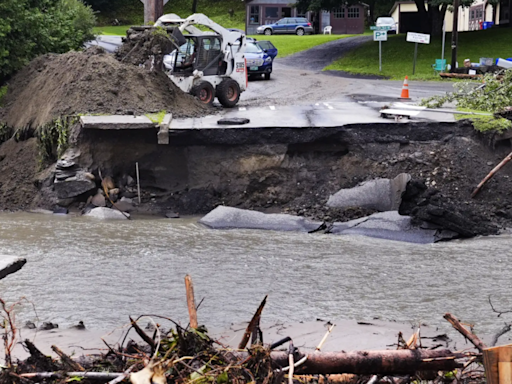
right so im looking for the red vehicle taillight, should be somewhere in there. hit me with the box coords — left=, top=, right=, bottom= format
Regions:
left=307, top=22, right=311, bottom=26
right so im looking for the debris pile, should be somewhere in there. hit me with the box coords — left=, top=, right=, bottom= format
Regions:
left=0, top=46, right=208, bottom=130
left=1, top=276, right=491, bottom=384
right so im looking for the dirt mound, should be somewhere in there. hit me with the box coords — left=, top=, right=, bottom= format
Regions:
left=116, top=28, right=176, bottom=68
left=0, top=138, right=40, bottom=210
left=0, top=46, right=208, bottom=129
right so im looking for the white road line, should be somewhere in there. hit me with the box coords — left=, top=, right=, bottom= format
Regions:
left=315, top=103, right=320, bottom=106
left=269, top=106, right=276, bottom=110
left=239, top=107, right=247, bottom=111
left=327, top=105, right=334, bottom=109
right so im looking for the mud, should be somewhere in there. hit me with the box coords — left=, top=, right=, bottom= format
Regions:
left=0, top=46, right=208, bottom=130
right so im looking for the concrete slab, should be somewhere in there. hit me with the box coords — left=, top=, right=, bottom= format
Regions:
left=0, top=255, right=27, bottom=280
left=80, top=115, right=156, bottom=130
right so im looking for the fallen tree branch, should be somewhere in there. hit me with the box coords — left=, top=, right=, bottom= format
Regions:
left=443, top=313, right=487, bottom=352
left=491, top=323, right=512, bottom=347
left=471, top=151, right=512, bottom=198
left=19, top=371, right=122, bottom=381
left=129, top=316, right=156, bottom=353
left=269, top=349, right=464, bottom=374
left=488, top=295, right=512, bottom=317
left=51, top=345, right=84, bottom=371
left=238, top=295, right=267, bottom=349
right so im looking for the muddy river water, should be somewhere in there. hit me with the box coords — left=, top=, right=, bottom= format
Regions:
left=0, top=212, right=510, bottom=336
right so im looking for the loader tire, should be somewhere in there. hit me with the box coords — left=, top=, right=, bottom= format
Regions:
left=217, top=79, right=241, bottom=108
left=191, top=81, right=215, bottom=106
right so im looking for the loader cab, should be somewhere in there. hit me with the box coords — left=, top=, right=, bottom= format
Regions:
left=172, top=35, right=226, bottom=76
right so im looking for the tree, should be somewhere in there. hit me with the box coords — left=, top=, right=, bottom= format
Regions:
left=0, top=0, right=96, bottom=84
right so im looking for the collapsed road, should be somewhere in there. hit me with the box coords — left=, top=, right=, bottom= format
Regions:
left=0, top=33, right=511, bottom=244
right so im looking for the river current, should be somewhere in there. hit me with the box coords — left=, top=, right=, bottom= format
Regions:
left=0, top=212, right=510, bottom=335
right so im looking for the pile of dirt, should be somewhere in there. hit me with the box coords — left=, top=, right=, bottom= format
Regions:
left=116, top=28, right=177, bottom=68
left=0, top=46, right=208, bottom=129
left=0, top=138, right=40, bottom=211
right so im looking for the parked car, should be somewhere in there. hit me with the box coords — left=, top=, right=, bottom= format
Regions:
left=376, top=17, right=397, bottom=34
left=256, top=17, right=313, bottom=36
left=245, top=41, right=278, bottom=80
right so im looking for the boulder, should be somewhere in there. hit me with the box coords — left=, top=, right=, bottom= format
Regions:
left=165, top=211, right=180, bottom=219
left=91, top=193, right=106, bottom=207
left=84, top=207, right=130, bottom=220
left=114, top=200, right=133, bottom=212
left=102, top=176, right=115, bottom=190
left=327, top=173, right=411, bottom=212
left=54, top=170, right=96, bottom=199
left=199, top=206, right=322, bottom=232
left=53, top=206, right=68, bottom=215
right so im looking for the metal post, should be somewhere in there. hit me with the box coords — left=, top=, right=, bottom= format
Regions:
left=379, top=41, right=382, bottom=72
left=136, top=162, right=141, bottom=204
left=451, top=0, right=460, bottom=72
left=441, top=21, right=446, bottom=63
left=412, top=42, right=418, bottom=75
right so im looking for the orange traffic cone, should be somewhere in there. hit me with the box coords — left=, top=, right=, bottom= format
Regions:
left=400, top=76, right=410, bottom=99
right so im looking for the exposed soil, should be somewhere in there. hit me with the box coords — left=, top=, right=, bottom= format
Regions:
left=0, top=46, right=208, bottom=129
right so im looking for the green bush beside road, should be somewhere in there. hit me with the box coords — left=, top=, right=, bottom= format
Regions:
left=326, top=28, right=512, bottom=80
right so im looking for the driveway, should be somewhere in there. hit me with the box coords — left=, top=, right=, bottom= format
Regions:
left=241, top=36, right=455, bottom=108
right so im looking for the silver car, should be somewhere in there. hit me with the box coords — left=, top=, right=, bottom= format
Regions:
left=256, top=17, right=314, bottom=36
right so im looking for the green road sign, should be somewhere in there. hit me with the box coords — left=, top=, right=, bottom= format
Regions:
left=370, top=26, right=393, bottom=30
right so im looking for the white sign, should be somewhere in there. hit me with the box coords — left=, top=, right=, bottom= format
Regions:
left=406, top=32, right=430, bottom=44
left=374, top=30, right=387, bottom=41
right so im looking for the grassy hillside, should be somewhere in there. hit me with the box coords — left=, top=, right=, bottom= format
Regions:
left=94, top=0, right=245, bottom=30
left=326, top=27, right=512, bottom=80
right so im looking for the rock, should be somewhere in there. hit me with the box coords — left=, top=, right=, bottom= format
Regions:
left=53, top=206, right=68, bottom=215
left=109, top=188, right=120, bottom=195
left=327, top=174, right=411, bottom=212
left=24, top=321, right=36, bottom=329
left=54, top=170, right=97, bottom=199
left=114, top=200, right=133, bottom=212
left=0, top=255, right=27, bottom=280
left=84, top=207, right=130, bottom=220
left=84, top=172, right=95, bottom=181
left=122, top=190, right=137, bottom=198
left=120, top=197, right=133, bottom=204
left=126, top=175, right=135, bottom=186
left=101, top=176, right=115, bottom=190
left=57, top=198, right=75, bottom=207
left=39, top=322, right=58, bottom=330
left=165, top=211, right=180, bottom=219
left=199, top=206, right=322, bottom=232
left=91, top=193, right=106, bottom=207
left=70, top=321, right=86, bottom=330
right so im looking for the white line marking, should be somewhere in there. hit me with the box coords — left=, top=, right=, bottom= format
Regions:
left=269, top=106, right=276, bottom=110
left=239, top=107, right=247, bottom=111
left=327, top=105, right=334, bottom=110
left=315, top=103, right=320, bottom=106
left=323, top=103, right=329, bottom=106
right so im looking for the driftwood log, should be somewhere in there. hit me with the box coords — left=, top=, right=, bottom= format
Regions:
left=268, top=349, right=463, bottom=374
left=444, top=313, right=487, bottom=352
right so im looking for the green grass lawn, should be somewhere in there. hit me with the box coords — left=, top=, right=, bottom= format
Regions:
left=94, top=0, right=245, bottom=30
left=326, top=28, right=512, bottom=80
left=249, top=34, right=355, bottom=57
left=93, top=26, right=130, bottom=36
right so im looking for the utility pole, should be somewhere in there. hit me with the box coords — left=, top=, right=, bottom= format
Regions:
left=141, top=0, right=166, bottom=24
left=450, top=0, right=459, bottom=72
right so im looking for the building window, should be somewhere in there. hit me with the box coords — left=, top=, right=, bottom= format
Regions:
left=333, top=7, right=344, bottom=18
left=265, top=7, right=278, bottom=18
left=347, top=7, right=360, bottom=18
left=297, top=10, right=307, bottom=17
left=250, top=5, right=259, bottom=24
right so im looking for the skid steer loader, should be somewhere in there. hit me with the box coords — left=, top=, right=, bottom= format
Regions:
left=155, top=13, right=248, bottom=108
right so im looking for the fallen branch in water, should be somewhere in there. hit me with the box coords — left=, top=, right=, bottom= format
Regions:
left=444, top=313, right=487, bottom=352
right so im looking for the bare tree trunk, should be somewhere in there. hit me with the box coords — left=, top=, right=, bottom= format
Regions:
left=192, top=0, right=198, bottom=13
left=413, top=0, right=431, bottom=33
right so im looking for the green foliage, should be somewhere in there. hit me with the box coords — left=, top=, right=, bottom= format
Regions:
left=327, top=28, right=512, bottom=80
left=469, top=116, right=512, bottom=133
left=0, top=0, right=96, bottom=84
left=421, top=69, right=512, bottom=112
left=37, top=116, right=76, bottom=164
left=0, top=85, right=7, bottom=106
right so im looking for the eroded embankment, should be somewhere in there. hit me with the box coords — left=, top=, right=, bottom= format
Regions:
left=56, top=121, right=511, bottom=225
left=0, top=119, right=511, bottom=236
